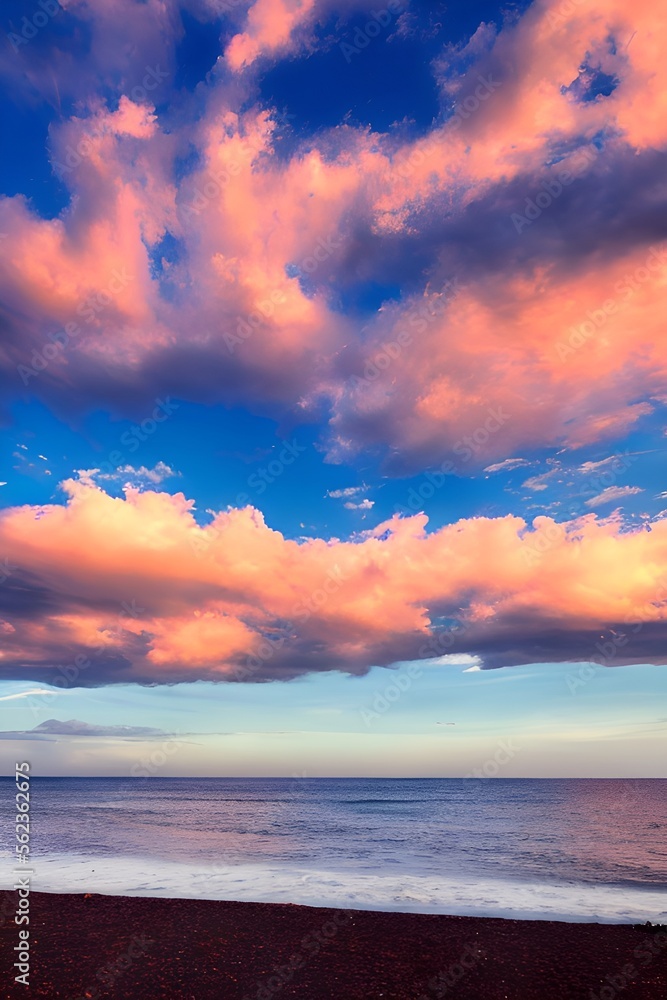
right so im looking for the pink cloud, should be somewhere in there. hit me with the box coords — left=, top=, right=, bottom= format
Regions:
left=225, top=0, right=319, bottom=71
left=1, top=483, right=666, bottom=685
left=0, top=0, right=666, bottom=467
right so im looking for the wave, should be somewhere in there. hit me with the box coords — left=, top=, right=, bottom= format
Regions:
left=3, top=851, right=666, bottom=924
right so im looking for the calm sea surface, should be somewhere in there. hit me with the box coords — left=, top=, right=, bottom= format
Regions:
left=1, top=778, right=666, bottom=922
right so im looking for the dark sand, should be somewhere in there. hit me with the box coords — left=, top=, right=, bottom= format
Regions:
left=2, top=891, right=667, bottom=999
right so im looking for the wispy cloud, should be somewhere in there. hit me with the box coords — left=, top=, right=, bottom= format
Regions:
left=522, top=469, right=559, bottom=492
left=0, top=688, right=59, bottom=702
left=484, top=458, right=531, bottom=474
left=585, top=485, right=644, bottom=508
left=0, top=718, right=171, bottom=740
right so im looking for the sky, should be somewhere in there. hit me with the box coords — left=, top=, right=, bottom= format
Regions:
left=0, top=0, right=666, bottom=776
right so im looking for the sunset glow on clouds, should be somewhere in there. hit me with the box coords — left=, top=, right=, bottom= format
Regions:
left=1, top=480, right=667, bottom=685
left=1, top=0, right=666, bottom=694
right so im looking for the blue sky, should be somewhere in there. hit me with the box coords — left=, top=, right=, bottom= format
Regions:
left=1, top=0, right=666, bottom=775
left=2, top=660, right=667, bottom=776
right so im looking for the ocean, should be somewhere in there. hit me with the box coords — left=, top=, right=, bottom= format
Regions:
left=1, top=777, right=666, bottom=923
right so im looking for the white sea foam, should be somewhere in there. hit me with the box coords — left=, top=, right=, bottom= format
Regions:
left=2, top=851, right=666, bottom=924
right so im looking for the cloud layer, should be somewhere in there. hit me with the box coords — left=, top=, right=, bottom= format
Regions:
left=1, top=481, right=667, bottom=685
left=0, top=0, right=666, bottom=471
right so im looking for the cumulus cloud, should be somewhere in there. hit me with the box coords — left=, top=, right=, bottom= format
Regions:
left=327, top=486, right=366, bottom=499
left=0, top=0, right=665, bottom=473
left=344, top=498, right=374, bottom=510
left=1, top=483, right=667, bottom=686
left=98, top=462, right=180, bottom=486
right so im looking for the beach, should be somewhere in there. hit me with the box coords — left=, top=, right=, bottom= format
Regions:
left=2, top=891, right=667, bottom=999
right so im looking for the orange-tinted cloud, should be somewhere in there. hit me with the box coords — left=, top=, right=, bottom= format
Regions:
left=1, top=482, right=666, bottom=685
left=0, top=0, right=666, bottom=467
